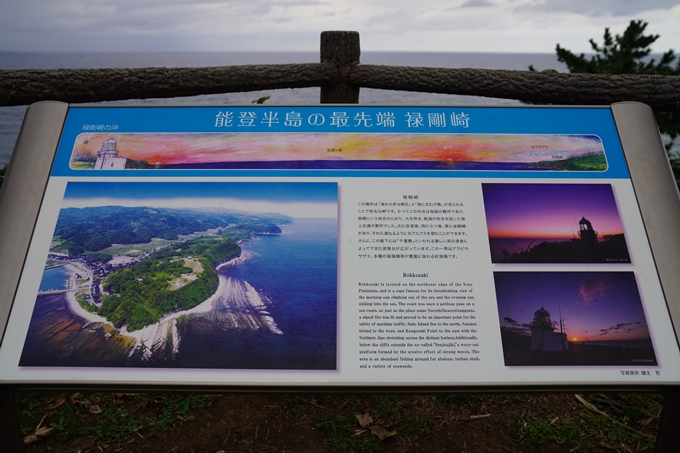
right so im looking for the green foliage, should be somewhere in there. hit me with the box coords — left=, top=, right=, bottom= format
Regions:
left=553, top=20, right=679, bottom=151
left=48, top=416, right=68, bottom=432
left=554, top=20, right=678, bottom=76
left=125, top=158, right=153, bottom=169
left=529, top=153, right=608, bottom=171
left=252, top=95, right=270, bottom=104
left=533, top=20, right=680, bottom=175
left=397, top=411, right=431, bottom=438
left=83, top=233, right=112, bottom=251
left=316, top=414, right=381, bottom=453
left=86, top=251, right=113, bottom=263
left=54, top=205, right=286, bottom=255
left=278, top=395, right=308, bottom=419
left=50, top=204, right=285, bottom=330
left=577, top=393, right=661, bottom=451
left=581, top=412, right=655, bottom=451
left=100, top=237, right=240, bottom=330
left=513, top=416, right=581, bottom=451
left=18, top=392, right=210, bottom=446
left=436, top=394, right=500, bottom=409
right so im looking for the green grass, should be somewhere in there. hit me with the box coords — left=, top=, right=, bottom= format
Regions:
left=510, top=393, right=662, bottom=452
left=16, top=392, right=662, bottom=452
left=435, top=394, right=501, bottom=409
left=513, top=416, right=581, bottom=451
left=17, top=392, right=210, bottom=446
left=578, top=393, right=661, bottom=452
left=308, top=395, right=431, bottom=453
left=316, top=414, right=382, bottom=453
left=530, top=152, right=608, bottom=171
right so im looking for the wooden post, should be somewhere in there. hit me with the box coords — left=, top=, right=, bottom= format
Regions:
left=0, top=389, right=24, bottom=452
left=320, top=31, right=360, bottom=104
left=654, top=390, right=680, bottom=452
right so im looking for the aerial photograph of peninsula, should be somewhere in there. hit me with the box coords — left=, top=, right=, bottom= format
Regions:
left=70, top=133, right=607, bottom=171
left=20, top=181, right=338, bottom=369
left=495, top=271, right=656, bottom=366
left=482, top=183, right=631, bottom=263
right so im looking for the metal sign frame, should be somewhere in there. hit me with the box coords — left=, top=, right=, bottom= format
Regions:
left=1, top=101, right=679, bottom=451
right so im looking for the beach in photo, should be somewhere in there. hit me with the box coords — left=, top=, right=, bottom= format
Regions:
left=482, top=183, right=631, bottom=264
left=19, top=181, right=338, bottom=369
left=495, top=271, right=656, bottom=366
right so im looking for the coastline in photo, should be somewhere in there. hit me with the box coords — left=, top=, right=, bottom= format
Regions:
left=19, top=181, right=338, bottom=370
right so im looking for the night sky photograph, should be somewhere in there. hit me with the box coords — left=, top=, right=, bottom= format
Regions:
left=494, top=271, right=657, bottom=366
left=482, top=183, right=631, bottom=264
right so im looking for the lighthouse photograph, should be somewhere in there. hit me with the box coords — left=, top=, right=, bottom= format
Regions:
left=494, top=271, right=657, bottom=366
left=482, top=183, right=631, bottom=264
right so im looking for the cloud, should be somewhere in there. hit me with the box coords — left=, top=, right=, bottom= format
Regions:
left=598, top=322, right=646, bottom=335
left=461, top=0, right=496, bottom=7
left=518, top=0, right=680, bottom=17
left=1, top=0, right=679, bottom=52
left=578, top=278, right=611, bottom=303
left=503, top=317, right=531, bottom=334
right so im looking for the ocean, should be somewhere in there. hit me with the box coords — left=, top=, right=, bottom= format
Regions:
left=0, top=51, right=567, bottom=167
left=39, top=266, right=70, bottom=292
left=488, top=237, right=575, bottom=262
left=20, top=217, right=338, bottom=369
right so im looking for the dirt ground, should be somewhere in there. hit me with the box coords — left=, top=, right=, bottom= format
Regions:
left=17, top=391, right=663, bottom=453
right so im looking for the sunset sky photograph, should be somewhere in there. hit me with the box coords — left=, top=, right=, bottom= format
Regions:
left=495, top=271, right=651, bottom=343
left=72, top=133, right=604, bottom=166
left=483, top=183, right=625, bottom=239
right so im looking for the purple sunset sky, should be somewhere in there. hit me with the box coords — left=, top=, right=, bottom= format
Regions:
left=495, top=271, right=651, bottom=342
left=483, top=183, right=625, bottom=239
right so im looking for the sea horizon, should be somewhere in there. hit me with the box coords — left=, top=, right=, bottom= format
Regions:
left=0, top=50, right=567, bottom=167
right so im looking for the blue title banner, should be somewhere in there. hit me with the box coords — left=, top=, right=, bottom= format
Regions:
left=51, top=105, right=630, bottom=179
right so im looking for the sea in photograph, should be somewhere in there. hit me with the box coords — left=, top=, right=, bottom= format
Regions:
left=20, top=217, right=338, bottom=369
left=489, top=237, right=575, bottom=262
left=38, top=266, right=70, bottom=292
left=495, top=271, right=657, bottom=366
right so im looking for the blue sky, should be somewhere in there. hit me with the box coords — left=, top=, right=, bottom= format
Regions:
left=61, top=181, right=338, bottom=218
left=1, top=1, right=679, bottom=53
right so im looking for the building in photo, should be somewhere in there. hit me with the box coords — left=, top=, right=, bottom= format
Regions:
left=94, top=136, right=127, bottom=169
left=529, top=307, right=568, bottom=353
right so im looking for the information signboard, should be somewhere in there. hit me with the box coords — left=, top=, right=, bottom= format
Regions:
left=1, top=102, right=679, bottom=389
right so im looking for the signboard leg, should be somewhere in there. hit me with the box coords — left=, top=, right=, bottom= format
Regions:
left=654, top=390, right=680, bottom=453
left=320, top=31, right=360, bottom=103
left=0, top=389, right=24, bottom=452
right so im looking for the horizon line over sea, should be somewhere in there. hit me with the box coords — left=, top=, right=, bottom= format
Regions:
left=0, top=51, right=570, bottom=167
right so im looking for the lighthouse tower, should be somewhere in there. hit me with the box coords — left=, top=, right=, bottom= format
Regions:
left=529, top=307, right=568, bottom=352
left=578, top=217, right=599, bottom=249
left=529, top=307, right=553, bottom=351
left=94, top=136, right=127, bottom=169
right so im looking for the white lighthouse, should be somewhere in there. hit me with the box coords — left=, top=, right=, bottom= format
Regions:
left=529, top=307, right=568, bottom=353
left=94, top=136, right=127, bottom=170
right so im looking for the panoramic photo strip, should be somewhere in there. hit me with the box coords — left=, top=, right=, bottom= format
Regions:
left=70, top=133, right=607, bottom=171
left=20, top=181, right=338, bottom=370
left=482, top=183, right=631, bottom=264
left=495, top=271, right=656, bottom=367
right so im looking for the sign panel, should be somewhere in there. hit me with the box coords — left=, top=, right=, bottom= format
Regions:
left=1, top=104, right=679, bottom=387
